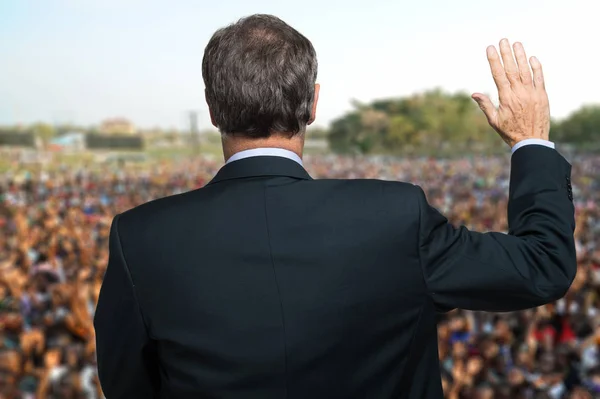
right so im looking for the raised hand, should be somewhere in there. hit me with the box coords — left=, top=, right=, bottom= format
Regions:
left=472, top=39, right=550, bottom=148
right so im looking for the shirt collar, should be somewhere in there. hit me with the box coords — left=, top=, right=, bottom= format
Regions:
left=226, top=148, right=303, bottom=166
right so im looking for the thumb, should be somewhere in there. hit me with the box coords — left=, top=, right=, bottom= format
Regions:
left=472, top=93, right=497, bottom=126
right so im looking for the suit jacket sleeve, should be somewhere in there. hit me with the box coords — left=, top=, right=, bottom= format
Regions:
left=94, top=214, right=159, bottom=398
left=416, top=145, right=577, bottom=312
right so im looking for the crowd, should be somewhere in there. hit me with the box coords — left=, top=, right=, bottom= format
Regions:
left=0, top=152, right=598, bottom=398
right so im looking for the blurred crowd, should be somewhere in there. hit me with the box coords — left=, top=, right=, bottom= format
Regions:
left=0, top=152, right=598, bottom=398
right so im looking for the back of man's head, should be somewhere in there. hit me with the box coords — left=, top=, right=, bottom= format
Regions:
left=202, top=14, right=318, bottom=138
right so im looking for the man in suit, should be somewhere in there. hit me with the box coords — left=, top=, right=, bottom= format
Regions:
left=93, top=14, right=576, bottom=399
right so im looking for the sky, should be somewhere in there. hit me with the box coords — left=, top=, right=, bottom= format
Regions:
left=0, top=0, right=597, bottom=131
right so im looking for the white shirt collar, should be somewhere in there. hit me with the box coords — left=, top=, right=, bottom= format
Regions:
left=226, top=148, right=303, bottom=166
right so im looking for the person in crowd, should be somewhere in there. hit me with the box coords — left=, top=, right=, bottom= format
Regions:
left=1, top=143, right=598, bottom=398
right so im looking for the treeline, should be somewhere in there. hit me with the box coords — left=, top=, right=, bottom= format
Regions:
left=551, top=105, right=600, bottom=144
left=4, top=90, right=599, bottom=155
left=322, top=89, right=600, bottom=154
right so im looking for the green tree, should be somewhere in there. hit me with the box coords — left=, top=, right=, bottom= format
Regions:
left=328, top=112, right=364, bottom=153
left=552, top=105, right=600, bottom=144
left=31, top=123, right=56, bottom=149
left=386, top=115, right=418, bottom=147
left=306, top=126, right=330, bottom=139
left=328, top=89, right=495, bottom=154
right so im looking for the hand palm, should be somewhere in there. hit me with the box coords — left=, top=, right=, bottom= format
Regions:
left=472, top=39, right=550, bottom=148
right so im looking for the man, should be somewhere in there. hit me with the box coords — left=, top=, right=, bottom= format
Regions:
left=94, top=14, right=576, bottom=399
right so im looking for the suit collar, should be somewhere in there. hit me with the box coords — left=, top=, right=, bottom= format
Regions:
left=207, top=155, right=312, bottom=185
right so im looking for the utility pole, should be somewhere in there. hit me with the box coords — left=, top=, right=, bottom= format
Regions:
left=189, top=111, right=200, bottom=155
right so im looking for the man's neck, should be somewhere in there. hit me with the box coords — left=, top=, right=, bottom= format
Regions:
left=221, top=134, right=304, bottom=163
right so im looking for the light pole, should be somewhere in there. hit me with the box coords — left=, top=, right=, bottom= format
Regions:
left=189, top=111, right=201, bottom=155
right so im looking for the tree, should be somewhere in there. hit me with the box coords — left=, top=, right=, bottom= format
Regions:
left=552, top=105, right=600, bottom=144
left=31, top=123, right=56, bottom=149
left=306, top=126, right=330, bottom=139
left=386, top=115, right=418, bottom=147
left=329, top=112, right=370, bottom=154
left=328, top=89, right=495, bottom=154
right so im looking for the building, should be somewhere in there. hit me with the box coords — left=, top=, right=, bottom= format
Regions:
left=49, top=132, right=86, bottom=152
left=99, top=118, right=136, bottom=135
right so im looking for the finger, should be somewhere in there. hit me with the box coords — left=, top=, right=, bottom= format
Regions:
left=471, top=93, right=498, bottom=126
left=486, top=46, right=510, bottom=93
left=513, top=42, right=532, bottom=86
left=530, top=56, right=545, bottom=90
left=499, top=39, right=520, bottom=86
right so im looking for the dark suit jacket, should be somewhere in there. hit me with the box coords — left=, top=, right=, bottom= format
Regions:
left=94, top=145, right=576, bottom=399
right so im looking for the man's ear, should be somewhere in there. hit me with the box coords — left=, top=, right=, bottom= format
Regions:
left=205, top=90, right=217, bottom=127
left=307, top=83, right=320, bottom=125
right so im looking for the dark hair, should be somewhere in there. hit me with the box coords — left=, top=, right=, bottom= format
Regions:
left=202, top=14, right=318, bottom=138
